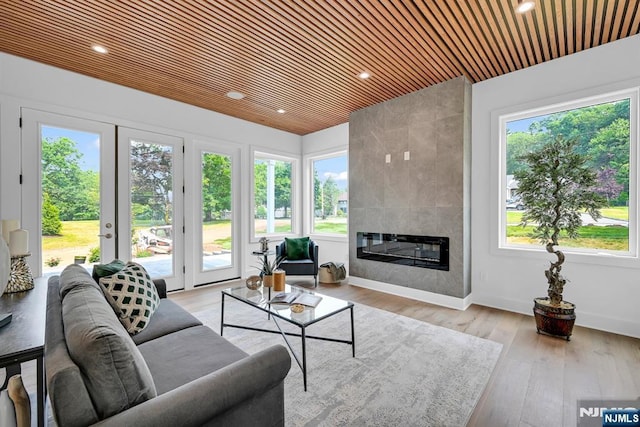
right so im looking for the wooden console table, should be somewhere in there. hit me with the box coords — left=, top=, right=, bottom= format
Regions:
left=0, top=276, right=47, bottom=427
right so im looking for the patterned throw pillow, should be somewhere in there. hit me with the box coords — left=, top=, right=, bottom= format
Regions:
left=99, top=262, right=160, bottom=335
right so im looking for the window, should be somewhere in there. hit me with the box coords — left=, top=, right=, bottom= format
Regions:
left=501, top=90, right=637, bottom=256
left=311, top=153, right=348, bottom=235
left=253, top=152, right=294, bottom=236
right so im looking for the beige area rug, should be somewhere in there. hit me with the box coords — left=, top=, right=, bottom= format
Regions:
left=194, top=297, right=503, bottom=427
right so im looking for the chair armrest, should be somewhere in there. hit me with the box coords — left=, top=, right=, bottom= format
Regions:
left=152, top=279, right=167, bottom=299
left=276, top=241, right=286, bottom=258
left=94, top=345, right=291, bottom=427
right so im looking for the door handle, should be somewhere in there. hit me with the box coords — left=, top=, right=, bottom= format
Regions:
left=98, top=233, right=113, bottom=239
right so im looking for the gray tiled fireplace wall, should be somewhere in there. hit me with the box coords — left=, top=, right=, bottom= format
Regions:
left=348, top=77, right=471, bottom=298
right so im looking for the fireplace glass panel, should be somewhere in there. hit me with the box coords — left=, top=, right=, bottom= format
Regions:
left=356, top=232, right=449, bottom=271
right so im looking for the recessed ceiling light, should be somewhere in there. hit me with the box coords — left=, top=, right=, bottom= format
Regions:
left=226, top=91, right=245, bottom=100
left=358, top=71, right=371, bottom=79
left=516, top=0, right=535, bottom=13
left=92, top=45, right=108, bottom=54
left=277, top=109, right=286, bottom=114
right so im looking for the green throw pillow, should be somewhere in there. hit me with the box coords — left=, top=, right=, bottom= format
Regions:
left=285, top=237, right=310, bottom=260
left=92, top=259, right=126, bottom=282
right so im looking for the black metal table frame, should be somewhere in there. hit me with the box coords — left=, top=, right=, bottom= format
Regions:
left=0, top=348, right=45, bottom=427
left=220, top=290, right=355, bottom=391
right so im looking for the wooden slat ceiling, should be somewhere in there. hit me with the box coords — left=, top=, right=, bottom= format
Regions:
left=1, top=1, right=639, bottom=135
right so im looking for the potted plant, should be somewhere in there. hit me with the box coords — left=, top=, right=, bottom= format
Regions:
left=255, top=255, right=283, bottom=288
left=514, top=135, right=606, bottom=341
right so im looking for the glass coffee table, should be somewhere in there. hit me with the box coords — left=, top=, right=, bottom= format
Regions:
left=221, top=284, right=355, bottom=391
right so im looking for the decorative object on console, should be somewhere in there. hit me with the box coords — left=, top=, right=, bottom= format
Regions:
left=1, top=220, right=19, bottom=245
left=514, top=136, right=606, bottom=341
left=5, top=254, right=34, bottom=293
left=8, top=229, right=28, bottom=257
left=259, top=237, right=270, bottom=253
left=255, top=254, right=283, bottom=288
left=245, top=275, right=262, bottom=290
left=273, top=269, right=286, bottom=292
left=7, top=374, right=30, bottom=427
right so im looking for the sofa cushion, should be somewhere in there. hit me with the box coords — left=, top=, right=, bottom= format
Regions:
left=138, top=325, right=248, bottom=394
left=92, top=259, right=126, bottom=282
left=285, top=237, right=310, bottom=260
left=59, top=264, right=104, bottom=299
left=62, top=272, right=157, bottom=420
left=131, top=299, right=202, bottom=345
left=99, top=262, right=160, bottom=335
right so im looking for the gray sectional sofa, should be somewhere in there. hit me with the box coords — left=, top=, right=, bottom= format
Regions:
left=45, top=264, right=291, bottom=426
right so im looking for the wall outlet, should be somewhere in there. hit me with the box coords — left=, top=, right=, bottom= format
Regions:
left=404, top=151, right=410, bottom=160
left=385, top=154, right=391, bottom=163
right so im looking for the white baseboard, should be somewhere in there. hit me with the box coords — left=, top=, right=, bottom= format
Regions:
left=472, top=293, right=640, bottom=339
left=348, top=276, right=472, bottom=310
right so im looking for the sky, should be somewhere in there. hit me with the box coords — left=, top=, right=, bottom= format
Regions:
left=42, top=125, right=349, bottom=191
left=42, top=125, right=101, bottom=171
left=314, top=155, right=348, bottom=191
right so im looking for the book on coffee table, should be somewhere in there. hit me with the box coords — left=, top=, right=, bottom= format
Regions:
left=269, top=292, right=322, bottom=307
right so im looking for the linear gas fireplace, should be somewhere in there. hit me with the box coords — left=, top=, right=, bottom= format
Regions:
left=357, top=232, right=449, bottom=271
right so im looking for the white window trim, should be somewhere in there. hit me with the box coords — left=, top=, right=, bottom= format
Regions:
left=250, top=148, right=299, bottom=241
left=305, top=150, right=348, bottom=239
left=496, top=87, right=639, bottom=265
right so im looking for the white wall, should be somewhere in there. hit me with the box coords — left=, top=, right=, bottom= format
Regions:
left=301, top=123, right=350, bottom=271
left=472, top=34, right=640, bottom=338
left=0, top=53, right=302, bottom=284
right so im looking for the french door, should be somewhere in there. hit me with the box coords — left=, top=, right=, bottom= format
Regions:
left=21, top=109, right=117, bottom=277
left=117, top=127, right=184, bottom=291
left=22, top=110, right=239, bottom=290
left=188, top=141, right=241, bottom=285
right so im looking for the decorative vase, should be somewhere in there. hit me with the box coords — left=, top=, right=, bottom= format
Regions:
left=0, top=238, right=9, bottom=296
left=273, top=269, right=285, bottom=292
left=6, top=255, right=34, bottom=293
left=245, top=275, right=262, bottom=290
left=533, top=297, right=576, bottom=341
left=262, top=274, right=273, bottom=288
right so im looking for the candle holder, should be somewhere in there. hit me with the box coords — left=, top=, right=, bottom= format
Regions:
left=6, top=253, right=34, bottom=293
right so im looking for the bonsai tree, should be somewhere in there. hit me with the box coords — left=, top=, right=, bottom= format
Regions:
left=514, top=135, right=606, bottom=307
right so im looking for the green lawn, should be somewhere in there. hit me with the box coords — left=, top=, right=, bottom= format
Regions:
left=313, top=217, right=348, bottom=234
left=506, top=206, right=629, bottom=251
left=507, top=224, right=629, bottom=250
left=42, top=220, right=100, bottom=251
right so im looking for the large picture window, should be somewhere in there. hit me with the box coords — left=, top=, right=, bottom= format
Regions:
left=253, top=152, right=294, bottom=236
left=501, top=90, right=637, bottom=256
left=311, top=153, right=348, bottom=235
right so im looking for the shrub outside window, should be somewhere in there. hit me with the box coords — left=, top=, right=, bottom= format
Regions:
left=501, top=90, right=637, bottom=256
left=311, top=154, right=348, bottom=235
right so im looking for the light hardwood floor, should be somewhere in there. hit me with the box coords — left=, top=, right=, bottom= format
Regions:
left=170, top=279, right=640, bottom=427
left=14, top=279, right=638, bottom=426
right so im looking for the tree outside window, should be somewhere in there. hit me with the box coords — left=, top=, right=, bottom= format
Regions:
left=503, top=95, right=633, bottom=254
left=254, top=154, right=293, bottom=235
left=312, top=154, right=348, bottom=235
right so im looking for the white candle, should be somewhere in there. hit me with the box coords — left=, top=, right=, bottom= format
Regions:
left=2, top=220, right=19, bottom=244
left=9, top=229, right=28, bottom=256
